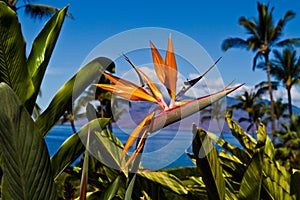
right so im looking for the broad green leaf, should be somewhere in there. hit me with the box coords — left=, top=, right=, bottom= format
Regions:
left=192, top=125, right=225, bottom=200
left=262, top=138, right=293, bottom=199
left=138, top=171, right=188, bottom=195
left=51, top=118, right=110, bottom=180
left=100, top=176, right=121, bottom=200
left=0, top=2, right=34, bottom=103
left=238, top=148, right=264, bottom=199
left=226, top=116, right=257, bottom=153
left=0, top=83, right=57, bottom=199
left=25, top=6, right=68, bottom=113
left=225, top=179, right=239, bottom=200
left=125, top=174, right=136, bottom=200
left=35, top=58, right=105, bottom=137
left=218, top=152, right=246, bottom=182
left=162, top=166, right=201, bottom=180
left=206, top=130, right=251, bottom=163
left=90, top=128, right=126, bottom=171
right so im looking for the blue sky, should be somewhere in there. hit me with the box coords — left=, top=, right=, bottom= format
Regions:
left=17, top=0, right=300, bottom=109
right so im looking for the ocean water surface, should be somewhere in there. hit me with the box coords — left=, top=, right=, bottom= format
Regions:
left=45, top=124, right=241, bottom=169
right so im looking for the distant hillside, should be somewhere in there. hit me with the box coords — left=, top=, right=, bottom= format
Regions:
left=112, top=96, right=300, bottom=133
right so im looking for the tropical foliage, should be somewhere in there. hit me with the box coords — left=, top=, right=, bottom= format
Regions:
left=222, top=2, right=300, bottom=137
left=0, top=2, right=108, bottom=198
left=0, top=0, right=300, bottom=199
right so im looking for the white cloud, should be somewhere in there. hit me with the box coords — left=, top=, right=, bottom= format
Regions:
left=227, top=83, right=300, bottom=108
left=45, top=68, right=65, bottom=75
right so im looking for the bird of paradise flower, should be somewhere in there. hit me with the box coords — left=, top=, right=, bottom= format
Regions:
left=95, top=36, right=243, bottom=171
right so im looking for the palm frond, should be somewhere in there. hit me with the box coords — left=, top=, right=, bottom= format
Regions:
left=21, top=4, right=73, bottom=19
left=274, top=11, right=295, bottom=37
left=252, top=51, right=263, bottom=70
left=221, top=38, right=248, bottom=51
left=276, top=38, right=300, bottom=47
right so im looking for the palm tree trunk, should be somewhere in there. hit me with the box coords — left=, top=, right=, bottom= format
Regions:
left=287, top=86, right=293, bottom=123
left=265, top=54, right=276, bottom=142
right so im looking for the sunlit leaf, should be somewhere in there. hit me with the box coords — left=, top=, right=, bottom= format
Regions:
left=0, top=2, right=34, bottom=103
left=192, top=125, right=226, bottom=200
left=99, top=176, right=121, bottom=200
left=124, top=174, right=136, bottom=200
left=138, top=171, right=188, bottom=195
left=25, top=6, right=68, bottom=113
left=35, top=58, right=105, bottom=137
left=51, top=118, right=111, bottom=180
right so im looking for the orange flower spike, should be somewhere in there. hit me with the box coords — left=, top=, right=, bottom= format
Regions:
left=95, top=72, right=158, bottom=102
left=95, top=84, right=156, bottom=102
left=102, top=71, right=130, bottom=85
left=120, top=112, right=155, bottom=162
left=137, top=69, right=168, bottom=109
left=165, top=35, right=178, bottom=108
left=123, top=54, right=168, bottom=109
left=150, top=41, right=166, bottom=85
left=121, top=136, right=147, bottom=171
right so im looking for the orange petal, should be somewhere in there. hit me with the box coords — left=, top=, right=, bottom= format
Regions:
left=120, top=112, right=155, bottom=162
left=150, top=41, right=166, bottom=85
left=123, top=55, right=168, bottom=109
left=95, top=84, right=157, bottom=102
left=165, top=35, right=177, bottom=101
left=102, top=71, right=132, bottom=86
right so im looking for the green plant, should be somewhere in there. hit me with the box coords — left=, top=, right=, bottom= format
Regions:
left=0, top=2, right=108, bottom=198
left=186, top=114, right=299, bottom=199
left=222, top=2, right=300, bottom=138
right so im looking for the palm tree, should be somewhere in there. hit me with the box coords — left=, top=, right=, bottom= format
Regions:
left=3, top=0, right=72, bottom=19
left=273, top=98, right=289, bottom=131
left=263, top=98, right=289, bottom=132
left=200, top=98, right=226, bottom=139
left=232, top=91, right=266, bottom=134
left=222, top=2, right=300, bottom=140
left=270, top=48, right=300, bottom=122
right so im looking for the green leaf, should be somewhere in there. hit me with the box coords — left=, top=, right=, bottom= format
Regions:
left=238, top=148, right=264, bottom=199
left=192, top=125, right=225, bottom=200
left=262, top=138, right=293, bottom=199
left=25, top=6, right=68, bottom=113
left=90, top=128, right=125, bottom=171
left=226, top=116, right=257, bottom=153
left=125, top=174, right=136, bottom=200
left=137, top=171, right=188, bottom=195
left=162, top=166, right=201, bottom=180
left=206, top=130, right=251, bottom=163
left=100, top=176, right=121, bottom=200
left=218, top=152, right=246, bottom=182
left=0, top=83, right=57, bottom=199
left=51, top=118, right=110, bottom=180
left=35, top=58, right=105, bottom=137
left=0, top=2, right=34, bottom=103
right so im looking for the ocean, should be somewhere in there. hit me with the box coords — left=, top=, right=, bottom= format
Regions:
left=45, top=124, right=241, bottom=169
